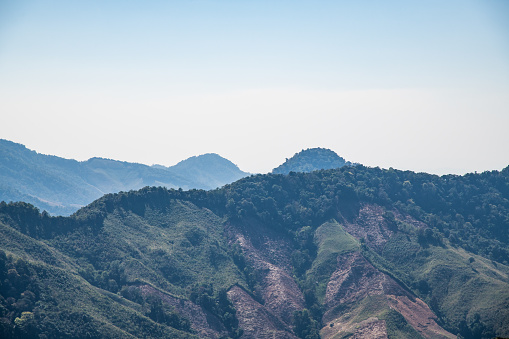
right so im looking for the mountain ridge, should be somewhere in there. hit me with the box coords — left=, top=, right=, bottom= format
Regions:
left=1, top=164, right=508, bottom=338
left=0, top=139, right=248, bottom=216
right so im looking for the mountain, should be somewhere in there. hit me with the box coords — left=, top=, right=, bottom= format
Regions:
left=0, top=139, right=248, bottom=216
left=272, top=148, right=355, bottom=174
left=160, top=153, right=249, bottom=190
left=1, top=164, right=508, bottom=338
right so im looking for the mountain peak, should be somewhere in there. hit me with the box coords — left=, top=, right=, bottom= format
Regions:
left=0, top=140, right=249, bottom=215
left=173, top=153, right=241, bottom=171
left=272, top=148, right=353, bottom=175
left=168, top=153, right=248, bottom=189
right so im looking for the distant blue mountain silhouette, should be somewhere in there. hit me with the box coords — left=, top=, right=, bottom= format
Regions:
left=0, top=139, right=248, bottom=215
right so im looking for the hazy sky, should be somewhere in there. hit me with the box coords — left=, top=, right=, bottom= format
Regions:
left=1, top=0, right=508, bottom=174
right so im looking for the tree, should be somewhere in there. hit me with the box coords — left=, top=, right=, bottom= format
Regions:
left=293, top=309, right=320, bottom=339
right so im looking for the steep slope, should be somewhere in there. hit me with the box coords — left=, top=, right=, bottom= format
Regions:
left=0, top=210, right=198, bottom=338
left=0, top=139, right=248, bottom=215
left=272, top=148, right=354, bottom=174
left=0, top=198, right=243, bottom=338
left=0, top=164, right=508, bottom=338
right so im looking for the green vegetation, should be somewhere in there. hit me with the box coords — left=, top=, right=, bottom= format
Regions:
left=351, top=295, right=389, bottom=323
left=294, top=309, right=320, bottom=339
left=381, top=309, right=424, bottom=339
left=0, top=248, right=197, bottom=339
left=188, top=284, right=243, bottom=338
left=364, top=226, right=509, bottom=337
left=224, top=165, right=509, bottom=264
left=272, top=147, right=353, bottom=174
left=0, top=197, right=244, bottom=338
left=306, top=220, right=359, bottom=303
left=0, top=163, right=508, bottom=337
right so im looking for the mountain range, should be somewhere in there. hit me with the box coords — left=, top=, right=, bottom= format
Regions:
left=0, top=141, right=355, bottom=217
left=0, top=139, right=249, bottom=216
left=1, top=162, right=508, bottom=338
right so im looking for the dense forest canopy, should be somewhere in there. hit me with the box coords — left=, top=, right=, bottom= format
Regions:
left=67, top=164, right=508, bottom=263
left=272, top=147, right=353, bottom=175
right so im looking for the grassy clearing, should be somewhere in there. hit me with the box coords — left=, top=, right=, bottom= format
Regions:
left=379, top=235, right=509, bottom=336
left=306, top=220, right=359, bottom=302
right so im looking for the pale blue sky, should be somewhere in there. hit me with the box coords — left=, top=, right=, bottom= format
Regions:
left=1, top=0, right=508, bottom=174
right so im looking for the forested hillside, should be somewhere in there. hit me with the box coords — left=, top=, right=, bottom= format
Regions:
left=272, top=148, right=354, bottom=175
left=0, top=139, right=248, bottom=216
left=1, top=164, right=508, bottom=338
